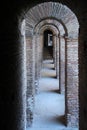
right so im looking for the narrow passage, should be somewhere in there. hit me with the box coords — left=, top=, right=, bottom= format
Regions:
left=29, top=59, right=65, bottom=130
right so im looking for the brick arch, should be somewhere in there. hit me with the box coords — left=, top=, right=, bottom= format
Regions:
left=24, top=1, right=79, bottom=129
left=25, top=2, right=79, bottom=38
left=34, top=18, right=64, bottom=35
left=33, top=24, right=59, bottom=90
left=38, top=25, right=59, bottom=35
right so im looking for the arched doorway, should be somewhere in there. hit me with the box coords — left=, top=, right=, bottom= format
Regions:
left=43, top=29, right=53, bottom=60
left=21, top=2, right=79, bottom=129
left=1, top=0, right=87, bottom=130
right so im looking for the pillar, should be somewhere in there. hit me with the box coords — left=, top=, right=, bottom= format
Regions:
left=34, top=33, right=40, bottom=93
left=35, top=33, right=43, bottom=94
left=38, top=34, right=43, bottom=79
left=21, top=19, right=27, bottom=130
left=53, top=35, right=57, bottom=69
left=59, top=35, right=65, bottom=94
left=34, top=33, right=39, bottom=94
left=56, top=35, right=59, bottom=79
left=65, top=37, right=79, bottom=127
left=26, top=35, right=35, bottom=127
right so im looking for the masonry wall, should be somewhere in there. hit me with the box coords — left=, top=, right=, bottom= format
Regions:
left=59, top=36, right=65, bottom=94
left=56, top=37, right=59, bottom=79
left=35, top=34, right=43, bottom=93
left=65, top=38, right=79, bottom=127
left=35, top=34, right=39, bottom=93
left=53, top=35, right=57, bottom=69
left=0, top=16, right=26, bottom=130
left=38, top=34, right=43, bottom=79
left=26, top=37, right=35, bottom=127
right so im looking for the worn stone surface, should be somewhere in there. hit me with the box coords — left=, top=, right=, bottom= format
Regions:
left=59, top=36, right=65, bottom=94
left=26, top=37, right=35, bottom=127
left=65, top=40, right=79, bottom=127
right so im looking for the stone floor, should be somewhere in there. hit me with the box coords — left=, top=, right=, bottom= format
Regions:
left=27, top=60, right=78, bottom=130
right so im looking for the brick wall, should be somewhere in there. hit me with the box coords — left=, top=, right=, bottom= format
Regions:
left=59, top=36, right=65, bottom=94
left=26, top=37, right=35, bottom=127
left=65, top=38, right=79, bottom=127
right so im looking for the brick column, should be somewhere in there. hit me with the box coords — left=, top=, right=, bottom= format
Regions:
left=59, top=35, right=65, bottom=94
left=53, top=35, right=57, bottom=69
left=35, top=33, right=43, bottom=94
left=26, top=36, right=35, bottom=127
left=56, top=36, right=59, bottom=79
left=38, top=34, right=43, bottom=79
left=32, top=35, right=36, bottom=95
left=34, top=33, right=39, bottom=94
left=65, top=37, right=79, bottom=127
left=20, top=19, right=27, bottom=130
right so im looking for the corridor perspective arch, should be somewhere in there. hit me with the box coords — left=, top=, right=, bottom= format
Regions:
left=21, top=1, right=79, bottom=129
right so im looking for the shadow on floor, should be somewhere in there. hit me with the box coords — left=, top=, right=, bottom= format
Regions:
left=49, top=115, right=66, bottom=126
left=48, top=89, right=60, bottom=94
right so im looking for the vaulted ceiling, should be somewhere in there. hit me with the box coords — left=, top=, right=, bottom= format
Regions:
left=25, top=2, right=79, bottom=38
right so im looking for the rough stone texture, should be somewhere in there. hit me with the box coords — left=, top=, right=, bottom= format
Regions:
left=34, top=34, right=43, bottom=94
left=59, top=36, right=65, bottom=94
left=26, top=37, right=35, bottom=127
left=65, top=39, right=79, bottom=127
left=34, top=19, right=63, bottom=35
left=21, top=20, right=27, bottom=130
left=38, top=35, right=43, bottom=79
left=35, top=34, right=39, bottom=93
left=25, top=2, right=79, bottom=38
left=56, top=37, right=60, bottom=79
left=53, top=35, right=57, bottom=70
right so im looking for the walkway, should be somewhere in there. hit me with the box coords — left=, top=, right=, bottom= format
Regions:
left=27, top=60, right=78, bottom=130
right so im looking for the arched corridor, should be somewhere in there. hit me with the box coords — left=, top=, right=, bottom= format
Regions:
left=1, top=1, right=87, bottom=130
left=27, top=59, right=65, bottom=130
left=43, top=30, right=53, bottom=60
left=23, top=2, right=79, bottom=130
